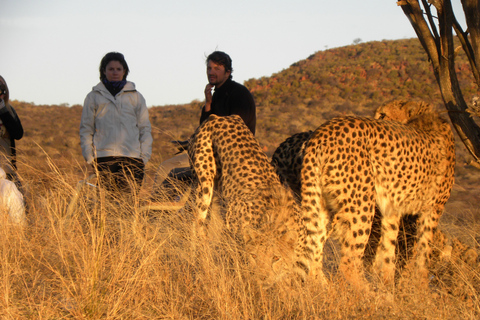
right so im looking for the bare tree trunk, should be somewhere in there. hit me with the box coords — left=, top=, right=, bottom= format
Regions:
left=398, top=0, right=480, bottom=166
left=461, top=0, right=480, bottom=72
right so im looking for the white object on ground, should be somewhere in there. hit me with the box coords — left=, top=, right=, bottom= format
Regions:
left=0, top=167, right=25, bottom=225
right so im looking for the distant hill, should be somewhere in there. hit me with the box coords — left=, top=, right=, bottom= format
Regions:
left=247, top=38, right=477, bottom=107
left=246, top=38, right=477, bottom=150
left=10, top=37, right=480, bottom=210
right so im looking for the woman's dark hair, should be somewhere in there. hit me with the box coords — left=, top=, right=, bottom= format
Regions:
left=99, top=52, right=129, bottom=81
left=206, top=51, right=233, bottom=79
left=0, top=75, right=9, bottom=105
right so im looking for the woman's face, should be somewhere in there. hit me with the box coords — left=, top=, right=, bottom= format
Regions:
left=104, top=61, right=126, bottom=82
left=0, top=78, right=7, bottom=101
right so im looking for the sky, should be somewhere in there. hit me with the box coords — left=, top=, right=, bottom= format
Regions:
left=1, top=0, right=468, bottom=107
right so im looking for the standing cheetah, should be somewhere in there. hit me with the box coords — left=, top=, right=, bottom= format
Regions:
left=299, top=110, right=455, bottom=286
left=271, top=101, right=457, bottom=283
left=187, top=114, right=301, bottom=286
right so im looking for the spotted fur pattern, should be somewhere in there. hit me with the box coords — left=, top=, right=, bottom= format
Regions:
left=299, top=112, right=455, bottom=286
left=271, top=100, right=436, bottom=199
left=271, top=131, right=313, bottom=198
left=187, top=114, right=302, bottom=286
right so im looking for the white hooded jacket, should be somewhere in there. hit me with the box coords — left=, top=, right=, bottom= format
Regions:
left=0, top=167, right=25, bottom=225
left=79, top=81, right=153, bottom=164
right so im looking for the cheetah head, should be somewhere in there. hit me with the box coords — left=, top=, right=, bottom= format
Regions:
left=374, top=99, right=432, bottom=123
left=243, top=227, right=298, bottom=289
left=374, top=99, right=449, bottom=133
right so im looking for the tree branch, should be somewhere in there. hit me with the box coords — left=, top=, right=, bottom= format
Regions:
left=399, top=0, right=480, bottom=165
left=422, top=0, right=441, bottom=40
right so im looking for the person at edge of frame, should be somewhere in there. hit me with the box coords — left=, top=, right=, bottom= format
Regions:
left=0, top=75, right=25, bottom=195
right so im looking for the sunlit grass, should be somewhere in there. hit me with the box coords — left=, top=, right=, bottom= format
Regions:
left=0, top=155, right=477, bottom=319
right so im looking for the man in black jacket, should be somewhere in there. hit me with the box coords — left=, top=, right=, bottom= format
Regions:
left=153, top=51, right=257, bottom=200
left=200, top=51, right=256, bottom=135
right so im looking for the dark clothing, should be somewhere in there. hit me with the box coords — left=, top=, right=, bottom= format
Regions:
left=156, top=79, right=256, bottom=201
left=95, top=156, right=145, bottom=194
left=102, top=79, right=127, bottom=97
left=200, top=79, right=256, bottom=135
left=0, top=105, right=23, bottom=169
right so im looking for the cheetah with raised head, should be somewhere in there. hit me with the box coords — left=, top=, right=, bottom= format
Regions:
left=298, top=106, right=455, bottom=287
left=271, top=101, right=457, bottom=284
left=187, top=114, right=301, bottom=286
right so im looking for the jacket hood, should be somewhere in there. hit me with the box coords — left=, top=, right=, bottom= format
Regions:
left=92, top=81, right=136, bottom=93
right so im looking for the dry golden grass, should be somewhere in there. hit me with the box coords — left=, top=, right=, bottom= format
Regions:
left=0, top=154, right=477, bottom=319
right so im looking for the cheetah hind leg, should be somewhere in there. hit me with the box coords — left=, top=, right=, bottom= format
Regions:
left=300, top=196, right=330, bottom=285
left=402, top=213, right=436, bottom=286
left=336, top=208, right=375, bottom=290
left=372, top=209, right=402, bottom=287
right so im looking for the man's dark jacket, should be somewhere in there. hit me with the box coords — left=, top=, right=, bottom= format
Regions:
left=200, top=79, right=256, bottom=135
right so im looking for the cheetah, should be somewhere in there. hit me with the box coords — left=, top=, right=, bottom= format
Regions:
left=271, top=130, right=313, bottom=198
left=299, top=109, right=455, bottom=287
left=271, top=101, right=456, bottom=283
left=187, top=114, right=301, bottom=286
left=366, top=99, right=448, bottom=269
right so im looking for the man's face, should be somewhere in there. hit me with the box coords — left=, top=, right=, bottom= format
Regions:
left=207, top=60, right=230, bottom=88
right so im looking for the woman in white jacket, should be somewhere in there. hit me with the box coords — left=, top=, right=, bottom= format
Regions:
left=80, top=52, right=152, bottom=195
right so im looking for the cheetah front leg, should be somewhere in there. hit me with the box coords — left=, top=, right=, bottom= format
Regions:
left=190, top=148, right=216, bottom=238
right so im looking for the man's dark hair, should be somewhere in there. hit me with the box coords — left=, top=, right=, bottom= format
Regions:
left=206, top=51, right=233, bottom=80
left=99, top=52, right=130, bottom=81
